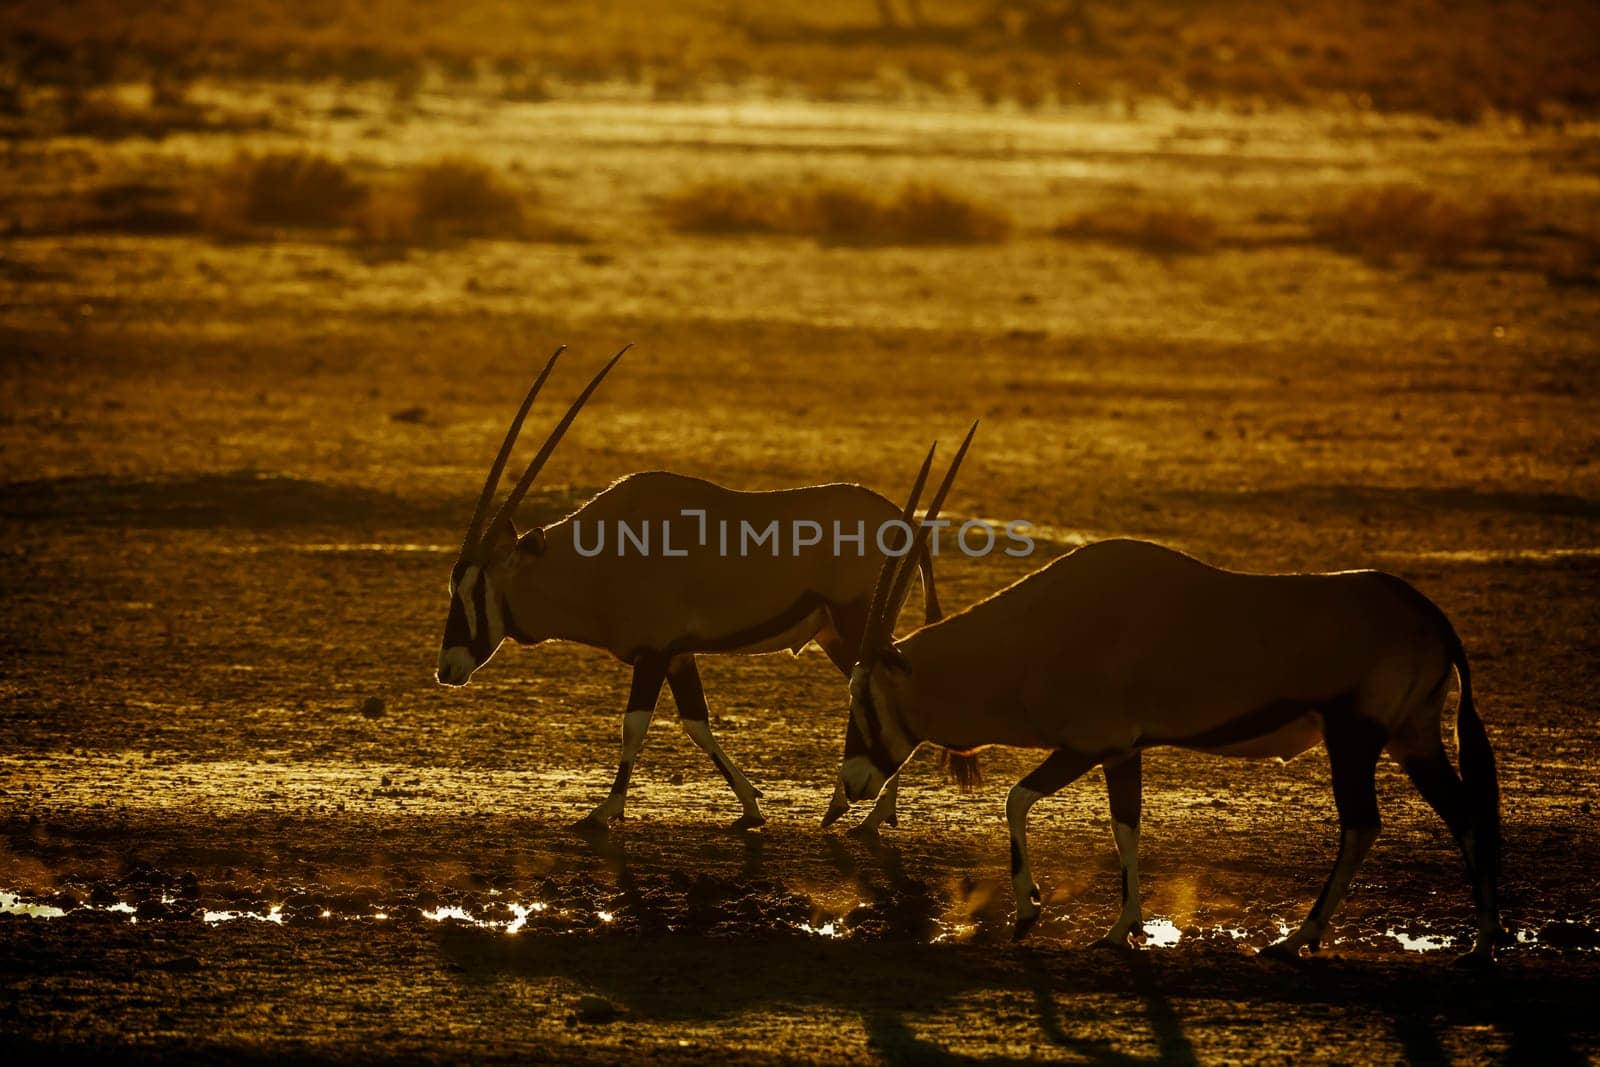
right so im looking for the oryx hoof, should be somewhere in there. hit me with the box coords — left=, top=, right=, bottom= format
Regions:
left=1012, top=912, right=1040, bottom=942
left=1092, top=933, right=1137, bottom=952
left=1258, top=939, right=1306, bottom=962
left=1454, top=945, right=1497, bottom=969
left=570, top=813, right=613, bottom=840
left=729, top=813, right=766, bottom=832
left=846, top=820, right=882, bottom=841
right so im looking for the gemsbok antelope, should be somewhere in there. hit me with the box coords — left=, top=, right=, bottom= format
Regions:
left=833, top=441, right=1506, bottom=961
left=436, top=346, right=969, bottom=832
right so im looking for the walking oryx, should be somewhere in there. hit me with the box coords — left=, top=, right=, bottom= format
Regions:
left=832, top=441, right=1506, bottom=961
left=436, top=346, right=972, bottom=832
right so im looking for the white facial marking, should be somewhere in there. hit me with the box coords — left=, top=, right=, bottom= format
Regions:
left=484, top=571, right=504, bottom=646
left=457, top=565, right=481, bottom=641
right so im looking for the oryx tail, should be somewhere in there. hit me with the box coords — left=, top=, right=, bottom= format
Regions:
left=1378, top=572, right=1502, bottom=888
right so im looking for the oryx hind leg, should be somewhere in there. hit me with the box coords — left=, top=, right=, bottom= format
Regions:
left=1264, top=710, right=1386, bottom=959
left=580, top=653, right=668, bottom=829
left=1008, top=748, right=1098, bottom=940
left=1388, top=700, right=1500, bottom=959
left=667, top=655, right=765, bottom=830
left=1097, top=751, right=1145, bottom=948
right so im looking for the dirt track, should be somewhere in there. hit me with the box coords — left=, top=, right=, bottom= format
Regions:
left=2, top=87, right=1600, bottom=1062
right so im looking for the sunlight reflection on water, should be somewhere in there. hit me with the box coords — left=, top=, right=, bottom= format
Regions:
left=2, top=889, right=1592, bottom=953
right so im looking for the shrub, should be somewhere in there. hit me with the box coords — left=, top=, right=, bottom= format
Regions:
left=660, top=180, right=1010, bottom=244
left=888, top=182, right=1012, bottom=244
left=1313, top=184, right=1523, bottom=266
left=659, top=181, right=785, bottom=235
left=216, top=152, right=369, bottom=229
left=406, top=158, right=527, bottom=240
left=1053, top=204, right=1218, bottom=255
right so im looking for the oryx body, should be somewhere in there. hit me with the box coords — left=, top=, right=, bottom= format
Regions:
left=437, top=348, right=949, bottom=832
left=838, top=453, right=1504, bottom=960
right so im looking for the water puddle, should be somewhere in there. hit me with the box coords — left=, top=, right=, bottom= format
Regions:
left=4, top=889, right=1593, bottom=954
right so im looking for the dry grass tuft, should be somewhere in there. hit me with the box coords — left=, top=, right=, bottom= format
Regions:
left=1313, top=184, right=1523, bottom=265
left=405, top=158, right=526, bottom=240
left=198, top=153, right=580, bottom=245
left=661, top=180, right=1010, bottom=244
left=209, top=152, right=370, bottom=230
left=1053, top=204, right=1219, bottom=255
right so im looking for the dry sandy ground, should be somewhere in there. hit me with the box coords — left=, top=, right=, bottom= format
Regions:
left=2, top=88, right=1599, bottom=1062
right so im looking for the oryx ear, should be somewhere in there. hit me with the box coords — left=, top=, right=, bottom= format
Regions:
left=517, top=527, right=548, bottom=558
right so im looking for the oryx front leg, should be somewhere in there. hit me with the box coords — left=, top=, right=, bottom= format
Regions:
left=1007, top=748, right=1096, bottom=941
left=667, top=655, right=766, bottom=830
left=1097, top=752, right=1145, bottom=948
left=580, top=653, right=668, bottom=830
left=1265, top=714, right=1385, bottom=959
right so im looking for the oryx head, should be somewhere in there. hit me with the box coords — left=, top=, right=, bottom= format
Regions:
left=436, top=344, right=626, bottom=687
left=833, top=423, right=976, bottom=812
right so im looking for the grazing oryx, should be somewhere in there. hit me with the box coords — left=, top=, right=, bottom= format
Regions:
left=436, top=346, right=971, bottom=832
left=833, top=442, right=1505, bottom=961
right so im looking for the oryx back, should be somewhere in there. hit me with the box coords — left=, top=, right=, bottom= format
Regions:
left=517, top=472, right=918, bottom=659
left=907, top=539, right=1458, bottom=758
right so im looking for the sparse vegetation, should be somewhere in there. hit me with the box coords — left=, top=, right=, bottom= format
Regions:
left=405, top=158, right=527, bottom=240
left=3, top=0, right=1599, bottom=121
left=1053, top=204, right=1218, bottom=255
left=208, top=152, right=370, bottom=231
left=1313, top=184, right=1523, bottom=266
left=661, top=179, right=1009, bottom=244
left=191, top=152, right=581, bottom=246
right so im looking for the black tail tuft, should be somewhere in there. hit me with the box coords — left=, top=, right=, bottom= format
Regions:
left=1454, top=645, right=1502, bottom=896
left=939, top=749, right=982, bottom=792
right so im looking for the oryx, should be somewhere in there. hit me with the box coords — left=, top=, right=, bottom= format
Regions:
left=833, top=440, right=1506, bottom=961
left=436, top=346, right=971, bottom=832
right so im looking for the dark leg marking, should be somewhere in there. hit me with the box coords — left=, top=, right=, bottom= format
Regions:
left=710, top=751, right=738, bottom=790
left=1010, top=838, right=1023, bottom=878
left=628, top=653, right=671, bottom=715
left=1105, top=751, right=1142, bottom=826
left=608, top=761, right=632, bottom=797
left=667, top=654, right=765, bottom=817
left=666, top=655, right=709, bottom=723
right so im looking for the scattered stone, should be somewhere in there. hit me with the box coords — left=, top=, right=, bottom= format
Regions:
left=360, top=697, right=386, bottom=719
left=389, top=407, right=427, bottom=424
left=154, top=955, right=202, bottom=973
left=569, top=995, right=622, bottom=1025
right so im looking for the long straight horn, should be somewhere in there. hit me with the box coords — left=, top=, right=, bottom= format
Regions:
left=482, top=344, right=629, bottom=549
left=881, top=420, right=977, bottom=628
left=459, top=345, right=565, bottom=562
left=857, top=441, right=938, bottom=664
